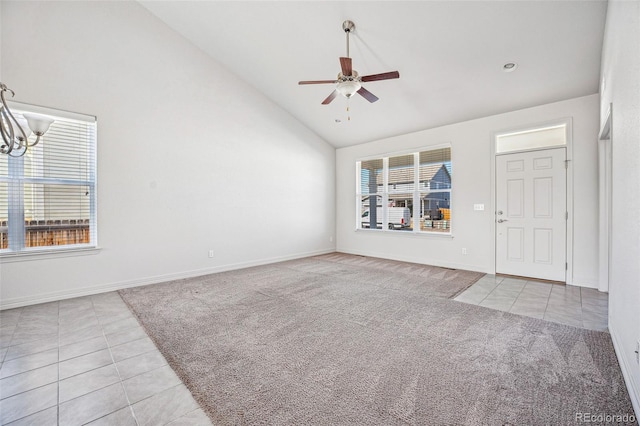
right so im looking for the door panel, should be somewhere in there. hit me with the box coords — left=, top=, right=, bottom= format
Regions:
left=507, top=227, right=525, bottom=261
left=533, top=228, right=553, bottom=264
left=507, top=179, right=524, bottom=217
left=496, top=148, right=566, bottom=281
left=533, top=178, right=553, bottom=217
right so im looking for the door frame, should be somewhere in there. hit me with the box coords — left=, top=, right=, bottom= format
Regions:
left=490, top=117, right=574, bottom=284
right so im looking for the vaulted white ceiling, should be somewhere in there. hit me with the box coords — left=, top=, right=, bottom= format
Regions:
left=140, top=1, right=607, bottom=148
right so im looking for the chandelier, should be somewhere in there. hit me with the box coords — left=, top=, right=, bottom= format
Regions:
left=1, top=82, right=54, bottom=157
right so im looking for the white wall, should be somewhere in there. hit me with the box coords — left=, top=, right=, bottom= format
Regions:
left=0, top=1, right=336, bottom=308
left=600, top=0, right=640, bottom=415
left=337, top=94, right=600, bottom=287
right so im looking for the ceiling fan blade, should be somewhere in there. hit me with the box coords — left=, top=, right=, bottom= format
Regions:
left=357, top=87, right=379, bottom=103
left=340, top=57, right=352, bottom=76
left=360, top=71, right=400, bottom=82
left=321, top=90, right=338, bottom=105
left=299, top=80, right=337, bottom=85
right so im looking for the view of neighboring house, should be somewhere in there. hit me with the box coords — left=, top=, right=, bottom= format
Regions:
left=360, top=148, right=452, bottom=231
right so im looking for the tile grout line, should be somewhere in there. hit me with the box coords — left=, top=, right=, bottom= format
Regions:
left=94, top=294, right=141, bottom=426
left=577, top=288, right=609, bottom=330
left=0, top=305, right=58, bottom=425
left=48, top=341, right=158, bottom=419
left=504, top=280, right=529, bottom=313
left=474, top=276, right=504, bottom=305
left=0, top=308, right=24, bottom=365
left=542, top=286, right=587, bottom=328
left=0, top=299, right=156, bottom=425
left=107, top=291, right=206, bottom=426
left=516, top=281, right=553, bottom=312
left=540, top=282, right=555, bottom=321
left=479, top=277, right=521, bottom=310
left=55, top=297, right=129, bottom=425
left=0, top=335, right=143, bottom=383
left=470, top=279, right=602, bottom=328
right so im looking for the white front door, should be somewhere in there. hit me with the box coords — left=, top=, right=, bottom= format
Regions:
left=495, top=148, right=567, bottom=281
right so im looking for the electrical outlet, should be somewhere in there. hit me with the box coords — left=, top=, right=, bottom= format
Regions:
left=329, top=236, right=334, bottom=242
left=461, top=248, right=467, bottom=255
left=208, top=250, right=214, bottom=258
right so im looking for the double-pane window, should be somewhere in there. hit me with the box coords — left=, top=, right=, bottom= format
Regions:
left=0, top=105, right=97, bottom=254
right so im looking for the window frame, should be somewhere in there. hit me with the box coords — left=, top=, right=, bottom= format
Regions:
left=0, top=101, right=98, bottom=259
left=355, top=144, right=452, bottom=236
left=495, top=121, right=569, bottom=154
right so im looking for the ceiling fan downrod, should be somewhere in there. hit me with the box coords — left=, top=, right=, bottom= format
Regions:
left=342, top=20, right=355, bottom=59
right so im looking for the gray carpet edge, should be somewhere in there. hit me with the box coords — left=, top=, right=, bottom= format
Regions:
left=119, top=253, right=637, bottom=426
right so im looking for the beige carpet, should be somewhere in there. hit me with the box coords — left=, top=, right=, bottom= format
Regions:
left=119, top=253, right=637, bottom=425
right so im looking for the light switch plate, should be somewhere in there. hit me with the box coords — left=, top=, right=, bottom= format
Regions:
left=474, top=204, right=485, bottom=211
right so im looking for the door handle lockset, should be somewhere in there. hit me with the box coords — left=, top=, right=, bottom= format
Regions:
left=497, top=219, right=508, bottom=223
left=496, top=210, right=503, bottom=215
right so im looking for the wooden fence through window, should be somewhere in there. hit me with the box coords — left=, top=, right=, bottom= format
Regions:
left=0, top=219, right=90, bottom=250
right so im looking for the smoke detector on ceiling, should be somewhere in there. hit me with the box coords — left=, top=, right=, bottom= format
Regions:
left=503, top=62, right=518, bottom=72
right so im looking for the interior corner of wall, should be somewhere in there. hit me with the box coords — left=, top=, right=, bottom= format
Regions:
left=609, top=324, right=640, bottom=419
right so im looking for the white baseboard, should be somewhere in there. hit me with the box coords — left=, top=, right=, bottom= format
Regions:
left=0, top=248, right=335, bottom=310
left=336, top=247, right=490, bottom=274
left=609, top=324, right=640, bottom=418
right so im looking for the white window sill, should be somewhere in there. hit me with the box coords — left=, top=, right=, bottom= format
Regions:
left=355, top=228, right=453, bottom=238
left=0, top=246, right=102, bottom=263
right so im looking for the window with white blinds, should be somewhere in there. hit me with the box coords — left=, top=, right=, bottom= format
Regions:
left=0, top=104, right=97, bottom=254
left=356, top=146, right=452, bottom=233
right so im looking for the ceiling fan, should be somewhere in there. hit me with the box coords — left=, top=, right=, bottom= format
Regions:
left=298, top=20, right=400, bottom=105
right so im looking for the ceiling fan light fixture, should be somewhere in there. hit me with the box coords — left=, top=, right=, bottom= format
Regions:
left=336, top=80, right=361, bottom=98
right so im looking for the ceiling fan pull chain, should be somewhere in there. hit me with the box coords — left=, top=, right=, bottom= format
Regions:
left=347, top=100, right=351, bottom=121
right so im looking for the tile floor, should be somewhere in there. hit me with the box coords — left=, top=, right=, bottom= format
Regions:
left=0, top=275, right=609, bottom=425
left=454, top=274, right=609, bottom=331
left=0, top=292, right=212, bottom=426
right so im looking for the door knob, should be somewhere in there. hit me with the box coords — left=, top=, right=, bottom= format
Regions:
left=497, top=219, right=508, bottom=223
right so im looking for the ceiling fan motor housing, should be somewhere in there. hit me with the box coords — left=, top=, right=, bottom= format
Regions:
left=338, top=70, right=359, bottom=82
